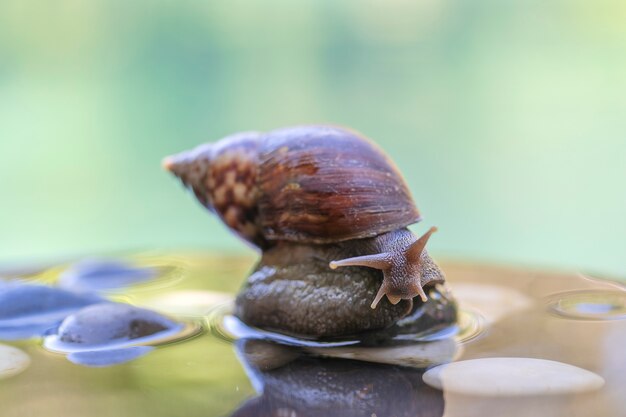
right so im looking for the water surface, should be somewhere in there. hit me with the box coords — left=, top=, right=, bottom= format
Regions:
left=0, top=254, right=624, bottom=417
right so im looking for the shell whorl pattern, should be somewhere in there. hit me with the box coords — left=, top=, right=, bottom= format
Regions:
left=206, top=135, right=265, bottom=247
left=165, top=125, right=421, bottom=248
left=256, top=126, right=421, bottom=244
left=165, top=132, right=267, bottom=248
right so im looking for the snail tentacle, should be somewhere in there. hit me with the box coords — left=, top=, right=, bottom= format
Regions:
left=329, top=253, right=393, bottom=271
left=406, top=226, right=438, bottom=263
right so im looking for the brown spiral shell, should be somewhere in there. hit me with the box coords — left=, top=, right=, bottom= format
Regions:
left=165, top=125, right=421, bottom=247
left=256, top=126, right=421, bottom=244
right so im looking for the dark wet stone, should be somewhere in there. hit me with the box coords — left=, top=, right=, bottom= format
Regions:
left=235, top=244, right=414, bottom=339
left=67, top=346, right=154, bottom=367
left=235, top=238, right=454, bottom=339
left=59, top=259, right=155, bottom=291
left=0, top=284, right=104, bottom=340
left=57, top=303, right=180, bottom=346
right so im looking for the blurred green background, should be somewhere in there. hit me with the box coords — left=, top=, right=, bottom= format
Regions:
left=0, top=0, right=624, bottom=278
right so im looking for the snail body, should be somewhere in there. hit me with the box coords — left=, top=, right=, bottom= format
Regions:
left=164, top=125, right=448, bottom=337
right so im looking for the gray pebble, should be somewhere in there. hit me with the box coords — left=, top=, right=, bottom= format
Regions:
left=57, top=303, right=180, bottom=346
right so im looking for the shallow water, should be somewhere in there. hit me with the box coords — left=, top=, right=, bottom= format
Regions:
left=0, top=253, right=624, bottom=417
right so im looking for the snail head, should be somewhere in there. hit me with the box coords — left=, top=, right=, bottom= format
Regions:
left=330, top=227, right=442, bottom=309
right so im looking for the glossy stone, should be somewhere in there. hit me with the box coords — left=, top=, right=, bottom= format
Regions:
left=423, top=357, right=605, bottom=396
left=235, top=238, right=450, bottom=338
left=56, top=303, right=180, bottom=346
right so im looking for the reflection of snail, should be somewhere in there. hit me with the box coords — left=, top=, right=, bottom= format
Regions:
left=165, top=126, right=451, bottom=337
left=230, top=339, right=444, bottom=417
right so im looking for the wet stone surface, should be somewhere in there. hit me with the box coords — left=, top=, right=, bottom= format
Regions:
left=235, top=242, right=452, bottom=339
left=56, top=303, right=181, bottom=346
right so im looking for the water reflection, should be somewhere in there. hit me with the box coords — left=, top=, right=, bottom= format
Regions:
left=231, top=339, right=444, bottom=417
left=58, top=258, right=156, bottom=291
left=545, top=290, right=626, bottom=320
left=67, top=346, right=155, bottom=367
left=57, top=256, right=186, bottom=294
left=305, top=337, right=459, bottom=368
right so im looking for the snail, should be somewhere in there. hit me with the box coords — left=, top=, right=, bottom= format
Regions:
left=164, top=126, right=450, bottom=337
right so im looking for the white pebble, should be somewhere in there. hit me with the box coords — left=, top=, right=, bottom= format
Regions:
left=423, top=357, right=604, bottom=396
left=0, top=344, right=31, bottom=379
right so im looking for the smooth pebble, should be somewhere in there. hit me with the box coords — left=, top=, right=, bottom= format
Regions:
left=423, top=357, right=604, bottom=396
left=0, top=344, right=31, bottom=379
left=55, top=303, right=181, bottom=347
